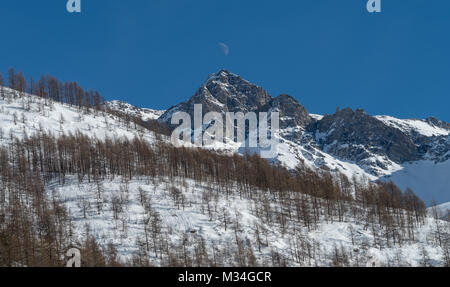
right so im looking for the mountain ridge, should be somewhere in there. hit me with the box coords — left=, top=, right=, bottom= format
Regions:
left=3, top=69, right=447, bottom=204
left=1, top=78, right=449, bottom=267
left=155, top=70, right=450, bottom=204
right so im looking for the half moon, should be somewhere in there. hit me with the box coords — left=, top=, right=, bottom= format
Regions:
left=218, top=42, right=229, bottom=56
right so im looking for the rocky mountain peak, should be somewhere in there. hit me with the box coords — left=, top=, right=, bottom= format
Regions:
left=202, top=70, right=272, bottom=113
left=268, top=94, right=313, bottom=129
left=314, top=107, right=421, bottom=164
left=157, top=71, right=449, bottom=173
left=160, top=70, right=295, bottom=122
left=205, top=69, right=244, bottom=85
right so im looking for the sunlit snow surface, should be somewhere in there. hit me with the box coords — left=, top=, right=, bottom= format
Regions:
left=50, top=176, right=448, bottom=266
left=0, top=89, right=449, bottom=204
left=381, top=160, right=450, bottom=204
left=375, top=115, right=450, bottom=137
left=0, top=88, right=159, bottom=145
left=1, top=89, right=449, bottom=266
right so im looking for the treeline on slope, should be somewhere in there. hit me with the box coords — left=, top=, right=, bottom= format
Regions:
left=0, top=150, right=122, bottom=267
left=0, top=67, right=104, bottom=111
left=0, top=68, right=439, bottom=266
left=0, top=131, right=439, bottom=266
left=4, top=131, right=425, bottom=214
left=0, top=67, right=171, bottom=136
left=0, top=67, right=165, bottom=267
left=1, top=132, right=436, bottom=266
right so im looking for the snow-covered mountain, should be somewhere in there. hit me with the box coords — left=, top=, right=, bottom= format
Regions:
left=14, top=69, right=441, bottom=206
left=156, top=70, right=450, bottom=205
left=2, top=71, right=447, bottom=206
left=1, top=74, right=449, bottom=267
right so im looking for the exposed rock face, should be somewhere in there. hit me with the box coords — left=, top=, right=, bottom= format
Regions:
left=203, top=70, right=271, bottom=113
left=159, top=70, right=312, bottom=129
left=160, top=70, right=272, bottom=121
left=312, top=108, right=421, bottom=164
left=267, top=94, right=313, bottom=129
left=419, top=134, right=450, bottom=163
left=426, top=117, right=450, bottom=131
left=157, top=69, right=450, bottom=176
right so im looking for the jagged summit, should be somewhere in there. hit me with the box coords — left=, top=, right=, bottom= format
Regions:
left=203, top=69, right=271, bottom=113
left=1, top=71, right=449, bottom=205
left=1, top=73, right=449, bottom=268
left=156, top=71, right=450, bottom=203
left=204, top=69, right=262, bottom=91
left=206, top=69, right=243, bottom=82
left=159, top=70, right=311, bottom=128
left=313, top=107, right=420, bottom=164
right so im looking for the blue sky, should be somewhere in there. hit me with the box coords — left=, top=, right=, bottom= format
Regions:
left=1, top=0, right=449, bottom=121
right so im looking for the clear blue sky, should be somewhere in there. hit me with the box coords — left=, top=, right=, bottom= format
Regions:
left=1, top=0, right=449, bottom=121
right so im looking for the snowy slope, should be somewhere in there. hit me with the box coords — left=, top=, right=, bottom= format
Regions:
left=381, top=160, right=450, bottom=205
left=91, top=98, right=450, bottom=205
left=0, top=88, right=159, bottom=146
left=268, top=115, right=450, bottom=204
left=1, top=86, right=449, bottom=266
left=272, top=133, right=380, bottom=181
left=49, top=176, right=449, bottom=267
left=107, top=100, right=165, bottom=121
left=102, top=70, right=449, bottom=206
left=375, top=115, right=450, bottom=137
left=372, top=116, right=450, bottom=204
left=428, top=202, right=450, bottom=220
left=126, top=100, right=449, bottom=205
left=436, top=202, right=450, bottom=213
left=230, top=126, right=448, bottom=205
